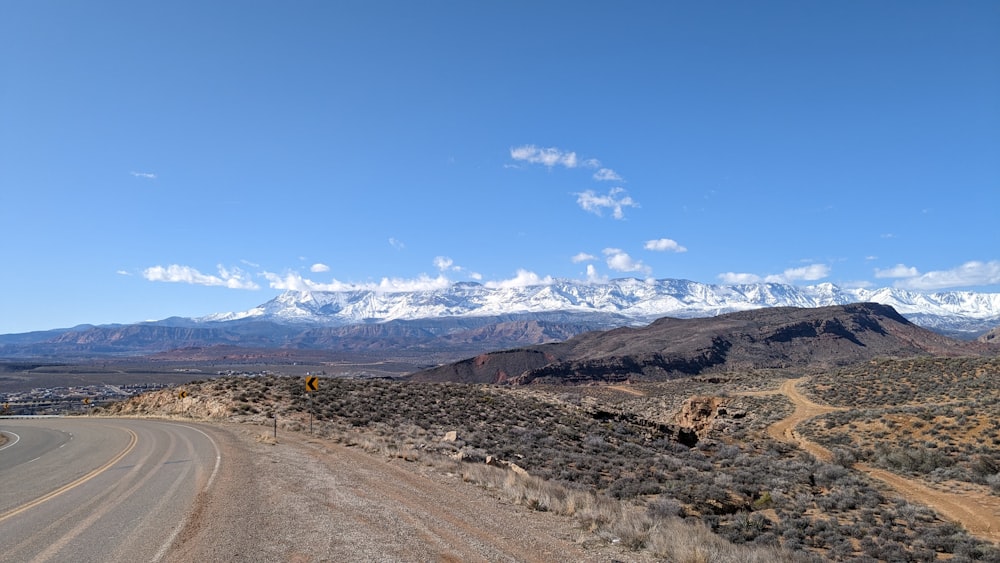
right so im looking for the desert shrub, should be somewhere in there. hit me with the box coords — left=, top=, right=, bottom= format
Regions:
left=987, top=474, right=1000, bottom=495
left=874, top=444, right=954, bottom=475
left=188, top=373, right=1000, bottom=561
left=646, top=496, right=686, bottom=518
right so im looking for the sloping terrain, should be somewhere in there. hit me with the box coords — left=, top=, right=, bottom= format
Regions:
left=411, top=303, right=995, bottom=384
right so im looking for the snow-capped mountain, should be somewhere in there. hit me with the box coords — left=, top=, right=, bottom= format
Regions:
left=201, top=278, right=1000, bottom=336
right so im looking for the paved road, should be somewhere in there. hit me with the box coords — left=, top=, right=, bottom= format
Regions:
left=0, top=418, right=220, bottom=562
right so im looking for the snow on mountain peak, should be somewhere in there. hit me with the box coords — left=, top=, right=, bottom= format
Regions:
left=201, top=278, right=1000, bottom=334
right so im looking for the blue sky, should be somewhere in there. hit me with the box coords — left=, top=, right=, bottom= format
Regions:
left=2, top=1, right=998, bottom=334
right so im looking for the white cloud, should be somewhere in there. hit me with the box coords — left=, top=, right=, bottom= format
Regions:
left=644, top=238, right=687, bottom=253
left=718, top=264, right=830, bottom=285
left=509, top=145, right=579, bottom=168
left=585, top=264, right=607, bottom=283
left=143, top=264, right=259, bottom=290
left=310, top=263, right=330, bottom=273
left=893, top=260, right=1000, bottom=290
left=376, top=274, right=453, bottom=292
left=874, top=264, right=919, bottom=279
left=575, top=187, right=638, bottom=219
left=262, top=271, right=452, bottom=293
left=718, top=272, right=762, bottom=284
left=130, top=171, right=156, bottom=179
left=389, top=237, right=405, bottom=250
left=484, top=269, right=554, bottom=289
left=262, top=272, right=315, bottom=292
left=593, top=168, right=622, bottom=182
left=434, top=256, right=460, bottom=271
left=116, top=270, right=131, bottom=276
left=571, top=252, right=597, bottom=263
left=764, top=264, right=831, bottom=283
left=603, top=248, right=651, bottom=275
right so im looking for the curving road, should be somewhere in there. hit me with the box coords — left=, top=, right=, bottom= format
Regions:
left=0, top=418, right=220, bottom=562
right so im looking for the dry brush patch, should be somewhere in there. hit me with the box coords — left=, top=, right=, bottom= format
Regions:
left=113, top=373, right=1000, bottom=561
left=801, top=357, right=1000, bottom=495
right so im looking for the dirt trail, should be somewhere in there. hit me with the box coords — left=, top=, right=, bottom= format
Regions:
left=765, top=378, right=846, bottom=463
left=606, top=385, right=646, bottom=397
left=765, top=378, right=1000, bottom=545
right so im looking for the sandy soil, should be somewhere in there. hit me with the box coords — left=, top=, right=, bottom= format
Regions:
left=167, top=422, right=650, bottom=562
left=763, top=378, right=1000, bottom=546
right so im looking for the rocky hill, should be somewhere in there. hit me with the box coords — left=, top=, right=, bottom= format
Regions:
left=410, top=303, right=995, bottom=385
left=978, top=325, right=1000, bottom=344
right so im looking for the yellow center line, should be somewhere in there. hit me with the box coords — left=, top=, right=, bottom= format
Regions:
left=0, top=428, right=139, bottom=523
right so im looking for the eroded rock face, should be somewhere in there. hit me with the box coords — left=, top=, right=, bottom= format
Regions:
left=675, top=396, right=723, bottom=435
left=100, top=388, right=234, bottom=419
left=675, top=396, right=746, bottom=438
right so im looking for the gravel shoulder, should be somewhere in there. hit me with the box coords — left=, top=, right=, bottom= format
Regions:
left=166, top=422, right=648, bottom=562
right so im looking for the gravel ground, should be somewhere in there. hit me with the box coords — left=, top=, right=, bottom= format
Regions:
left=166, top=422, right=650, bottom=562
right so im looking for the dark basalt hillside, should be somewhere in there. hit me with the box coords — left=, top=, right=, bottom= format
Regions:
left=409, top=303, right=993, bottom=384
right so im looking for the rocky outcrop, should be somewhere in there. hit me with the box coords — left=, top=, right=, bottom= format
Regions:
left=977, top=325, right=1000, bottom=344
left=100, top=388, right=234, bottom=419
left=674, top=396, right=747, bottom=438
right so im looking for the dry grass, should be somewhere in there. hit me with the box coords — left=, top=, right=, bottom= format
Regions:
left=254, top=432, right=278, bottom=445
left=456, top=462, right=799, bottom=562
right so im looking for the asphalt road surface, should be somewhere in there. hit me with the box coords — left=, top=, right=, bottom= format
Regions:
left=0, top=418, right=220, bottom=562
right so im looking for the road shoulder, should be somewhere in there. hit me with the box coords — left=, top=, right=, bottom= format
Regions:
left=168, top=422, right=645, bottom=562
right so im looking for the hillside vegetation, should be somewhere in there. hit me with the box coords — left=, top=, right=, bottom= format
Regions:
left=801, top=357, right=1000, bottom=495
left=412, top=304, right=993, bottom=385
left=103, top=363, right=1000, bottom=561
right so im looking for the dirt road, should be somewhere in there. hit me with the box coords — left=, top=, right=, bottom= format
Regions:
left=764, top=378, right=1000, bottom=545
left=764, top=378, right=845, bottom=463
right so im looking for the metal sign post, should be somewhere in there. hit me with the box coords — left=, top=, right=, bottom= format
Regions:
left=305, top=376, right=318, bottom=434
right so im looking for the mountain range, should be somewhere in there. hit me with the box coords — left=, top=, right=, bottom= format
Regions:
left=202, top=279, right=1000, bottom=335
left=2, top=278, right=999, bottom=359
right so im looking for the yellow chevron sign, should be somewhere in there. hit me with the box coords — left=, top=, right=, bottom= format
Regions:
left=178, top=390, right=188, bottom=399
left=305, top=376, right=318, bottom=392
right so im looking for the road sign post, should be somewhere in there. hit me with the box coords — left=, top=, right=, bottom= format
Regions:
left=305, top=376, right=318, bottom=434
